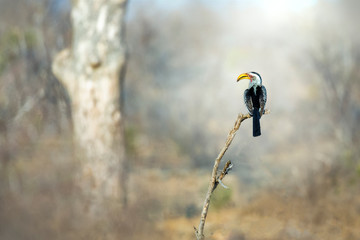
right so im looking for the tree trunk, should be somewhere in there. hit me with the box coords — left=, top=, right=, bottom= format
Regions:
left=52, top=0, right=128, bottom=213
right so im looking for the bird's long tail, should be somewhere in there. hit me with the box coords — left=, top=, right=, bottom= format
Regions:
left=253, top=107, right=261, bottom=137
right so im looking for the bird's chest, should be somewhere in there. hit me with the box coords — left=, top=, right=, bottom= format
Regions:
left=249, top=87, right=261, bottom=107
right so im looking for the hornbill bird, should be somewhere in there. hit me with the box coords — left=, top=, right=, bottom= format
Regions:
left=237, top=72, right=267, bottom=137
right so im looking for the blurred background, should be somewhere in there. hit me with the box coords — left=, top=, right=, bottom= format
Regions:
left=1, top=0, right=360, bottom=239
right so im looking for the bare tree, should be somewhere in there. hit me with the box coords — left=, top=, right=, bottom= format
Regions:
left=52, top=0, right=128, bottom=211
left=307, top=0, right=360, bottom=146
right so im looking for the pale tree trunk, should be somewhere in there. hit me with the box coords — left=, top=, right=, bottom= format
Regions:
left=52, top=0, right=128, bottom=213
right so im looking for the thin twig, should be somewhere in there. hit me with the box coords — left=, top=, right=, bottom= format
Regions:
left=213, top=160, right=233, bottom=191
left=194, top=110, right=269, bottom=240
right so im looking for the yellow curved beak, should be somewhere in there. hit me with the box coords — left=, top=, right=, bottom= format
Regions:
left=237, top=73, right=251, bottom=82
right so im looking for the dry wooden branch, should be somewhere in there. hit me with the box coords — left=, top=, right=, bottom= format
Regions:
left=194, top=110, right=269, bottom=240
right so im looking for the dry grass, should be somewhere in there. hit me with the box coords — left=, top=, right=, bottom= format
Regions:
left=1, top=136, right=359, bottom=240
left=160, top=165, right=360, bottom=240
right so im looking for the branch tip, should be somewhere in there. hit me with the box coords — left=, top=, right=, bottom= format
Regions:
left=218, top=179, right=229, bottom=189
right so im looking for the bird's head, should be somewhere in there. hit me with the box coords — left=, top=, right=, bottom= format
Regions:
left=237, top=72, right=262, bottom=88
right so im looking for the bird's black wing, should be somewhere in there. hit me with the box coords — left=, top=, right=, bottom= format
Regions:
left=259, top=85, right=267, bottom=116
left=244, top=89, right=253, bottom=116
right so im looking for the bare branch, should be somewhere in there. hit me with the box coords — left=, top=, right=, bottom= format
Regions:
left=13, top=89, right=45, bottom=124
left=194, top=110, right=269, bottom=240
